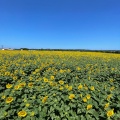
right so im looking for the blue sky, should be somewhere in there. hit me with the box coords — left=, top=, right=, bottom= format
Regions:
left=0, top=0, right=120, bottom=50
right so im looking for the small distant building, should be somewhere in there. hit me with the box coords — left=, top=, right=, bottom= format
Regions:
left=1, top=48, right=14, bottom=50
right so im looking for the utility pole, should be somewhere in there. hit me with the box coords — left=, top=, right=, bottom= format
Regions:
left=1, top=45, right=4, bottom=49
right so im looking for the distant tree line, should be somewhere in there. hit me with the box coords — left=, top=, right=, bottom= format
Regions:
left=13, top=48, right=120, bottom=54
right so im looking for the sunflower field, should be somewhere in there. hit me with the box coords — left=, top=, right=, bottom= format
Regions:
left=0, top=50, right=120, bottom=120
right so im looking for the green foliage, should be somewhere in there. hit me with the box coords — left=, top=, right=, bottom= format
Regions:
left=0, top=51, right=120, bottom=119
